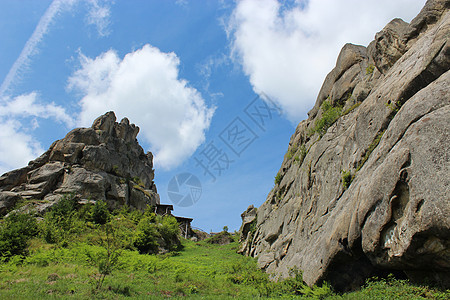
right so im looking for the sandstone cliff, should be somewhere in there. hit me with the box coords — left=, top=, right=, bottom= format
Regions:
left=239, top=0, right=449, bottom=291
left=0, top=112, right=159, bottom=215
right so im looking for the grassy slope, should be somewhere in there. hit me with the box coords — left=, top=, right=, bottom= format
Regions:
left=0, top=237, right=448, bottom=299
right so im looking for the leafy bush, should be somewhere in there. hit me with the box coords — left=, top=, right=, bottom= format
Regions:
left=342, top=102, right=361, bottom=115
left=274, top=172, right=282, bottom=185
left=347, top=275, right=450, bottom=299
left=39, top=194, right=83, bottom=245
left=132, top=176, right=144, bottom=187
left=286, top=145, right=298, bottom=160
left=313, top=100, right=343, bottom=137
left=294, top=144, right=307, bottom=165
left=158, top=215, right=181, bottom=252
left=282, top=268, right=333, bottom=298
left=341, top=170, right=354, bottom=190
left=366, top=64, right=375, bottom=75
left=0, top=212, right=38, bottom=259
left=133, top=215, right=160, bottom=254
left=51, top=194, right=78, bottom=217
left=206, top=231, right=234, bottom=245
left=91, top=200, right=110, bottom=225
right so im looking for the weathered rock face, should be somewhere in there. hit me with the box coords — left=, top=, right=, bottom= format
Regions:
left=0, top=111, right=159, bottom=215
left=239, top=0, right=450, bottom=291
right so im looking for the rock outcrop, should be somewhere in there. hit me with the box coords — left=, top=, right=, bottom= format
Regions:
left=239, top=0, right=449, bottom=291
left=0, top=112, right=159, bottom=215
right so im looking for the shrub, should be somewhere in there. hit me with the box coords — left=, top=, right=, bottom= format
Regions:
left=39, top=194, right=83, bottom=245
left=0, top=212, right=38, bottom=259
left=366, top=64, right=375, bottom=75
left=92, top=200, right=110, bottom=225
left=341, top=170, right=354, bottom=190
left=133, top=215, right=160, bottom=254
left=294, top=144, right=307, bottom=165
left=286, top=145, right=298, bottom=160
left=282, top=268, right=333, bottom=298
left=207, top=231, right=234, bottom=245
left=158, top=215, right=181, bottom=252
left=51, top=194, right=78, bottom=217
left=313, top=100, right=343, bottom=137
left=342, top=102, right=361, bottom=115
left=132, top=176, right=144, bottom=187
left=274, top=173, right=282, bottom=185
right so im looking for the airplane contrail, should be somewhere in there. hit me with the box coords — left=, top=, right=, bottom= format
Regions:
left=0, top=0, right=73, bottom=99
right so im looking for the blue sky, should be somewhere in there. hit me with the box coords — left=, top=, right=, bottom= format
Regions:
left=0, top=0, right=426, bottom=231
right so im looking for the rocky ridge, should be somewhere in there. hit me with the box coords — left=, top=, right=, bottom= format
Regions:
left=239, top=0, right=449, bottom=291
left=0, top=111, right=159, bottom=215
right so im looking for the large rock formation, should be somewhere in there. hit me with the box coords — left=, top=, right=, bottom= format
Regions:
left=239, top=0, right=449, bottom=291
left=0, top=112, right=159, bottom=215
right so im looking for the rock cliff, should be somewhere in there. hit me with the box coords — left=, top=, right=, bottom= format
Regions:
left=0, top=112, right=159, bottom=215
left=239, top=0, right=449, bottom=291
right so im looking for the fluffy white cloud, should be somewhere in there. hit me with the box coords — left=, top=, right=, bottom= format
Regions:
left=228, top=0, right=427, bottom=122
left=68, top=45, right=215, bottom=170
left=0, top=92, right=74, bottom=127
left=0, top=92, right=74, bottom=175
left=0, top=119, right=44, bottom=176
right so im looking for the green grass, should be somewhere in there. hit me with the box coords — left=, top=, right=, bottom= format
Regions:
left=1, top=238, right=448, bottom=299
left=342, top=102, right=361, bottom=116
left=356, top=130, right=385, bottom=172
left=366, top=64, right=375, bottom=75
left=312, top=100, right=343, bottom=137
left=329, top=275, right=449, bottom=300
left=1, top=199, right=448, bottom=299
left=274, top=172, right=282, bottom=185
left=341, top=170, right=353, bottom=190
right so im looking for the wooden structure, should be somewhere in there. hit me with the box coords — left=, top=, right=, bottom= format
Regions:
left=174, top=216, right=194, bottom=239
left=154, top=204, right=173, bottom=216
left=154, top=204, right=193, bottom=238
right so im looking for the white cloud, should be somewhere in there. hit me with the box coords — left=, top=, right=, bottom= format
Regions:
left=0, top=92, right=74, bottom=175
left=68, top=45, right=215, bottom=170
left=0, top=92, right=75, bottom=127
left=85, top=0, right=112, bottom=37
left=228, top=0, right=427, bottom=123
left=0, top=119, right=44, bottom=176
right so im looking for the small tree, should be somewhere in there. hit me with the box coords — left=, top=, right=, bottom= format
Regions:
left=223, top=226, right=229, bottom=233
left=133, top=215, right=160, bottom=254
left=0, top=212, right=38, bottom=259
left=94, top=223, right=121, bottom=291
left=92, top=200, right=110, bottom=225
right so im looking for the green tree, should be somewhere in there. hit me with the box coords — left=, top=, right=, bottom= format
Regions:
left=92, top=200, right=110, bottom=225
left=0, top=212, right=38, bottom=259
left=133, top=214, right=160, bottom=254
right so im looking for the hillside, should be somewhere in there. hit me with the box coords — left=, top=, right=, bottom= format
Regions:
left=0, top=218, right=448, bottom=299
left=239, top=0, right=449, bottom=291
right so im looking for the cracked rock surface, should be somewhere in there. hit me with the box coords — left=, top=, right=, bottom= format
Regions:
left=0, top=111, right=159, bottom=215
left=239, top=0, right=449, bottom=291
